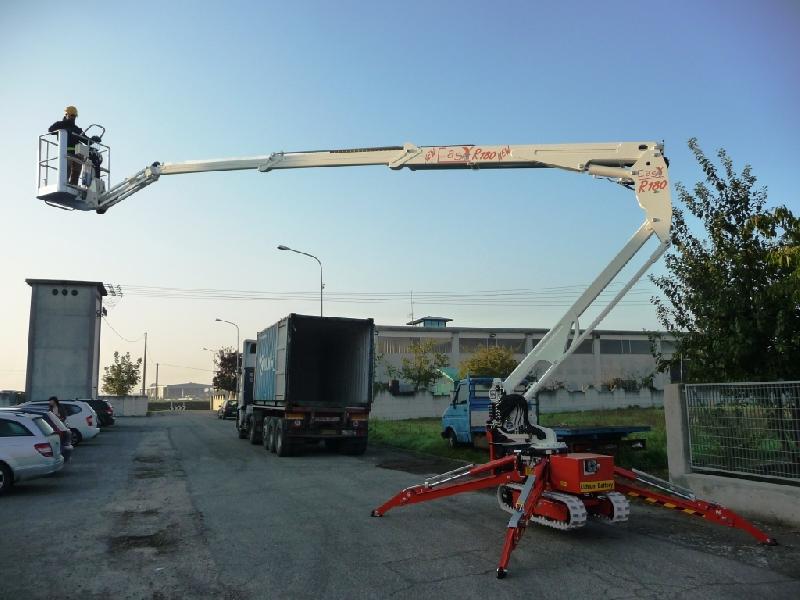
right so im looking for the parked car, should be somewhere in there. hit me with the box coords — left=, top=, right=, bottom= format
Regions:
left=23, top=401, right=100, bottom=445
left=0, top=407, right=73, bottom=463
left=218, top=400, right=237, bottom=420
left=84, top=399, right=115, bottom=426
left=0, top=411, right=63, bottom=494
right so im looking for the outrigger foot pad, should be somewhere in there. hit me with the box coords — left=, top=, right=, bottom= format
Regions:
left=496, top=568, right=507, bottom=579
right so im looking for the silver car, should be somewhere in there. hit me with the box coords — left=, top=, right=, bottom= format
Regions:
left=0, top=411, right=64, bottom=494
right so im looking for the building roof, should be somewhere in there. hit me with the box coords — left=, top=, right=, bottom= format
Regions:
left=26, top=279, right=107, bottom=296
left=377, top=323, right=666, bottom=337
left=406, top=316, right=453, bottom=326
left=163, top=382, right=210, bottom=389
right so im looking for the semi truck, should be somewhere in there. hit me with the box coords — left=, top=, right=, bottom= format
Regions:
left=236, top=314, right=374, bottom=456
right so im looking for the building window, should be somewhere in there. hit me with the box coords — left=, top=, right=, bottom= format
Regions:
left=599, top=339, right=652, bottom=354
left=496, top=338, right=525, bottom=353
left=572, top=339, right=594, bottom=354
left=378, top=337, right=452, bottom=354
left=459, top=338, right=489, bottom=354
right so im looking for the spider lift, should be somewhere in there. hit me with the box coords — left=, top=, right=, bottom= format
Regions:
left=36, top=131, right=776, bottom=576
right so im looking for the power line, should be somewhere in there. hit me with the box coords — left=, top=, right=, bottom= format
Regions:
left=118, top=283, right=664, bottom=308
left=102, top=317, right=145, bottom=343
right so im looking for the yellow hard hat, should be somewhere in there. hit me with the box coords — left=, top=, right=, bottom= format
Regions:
left=65, top=105, right=78, bottom=117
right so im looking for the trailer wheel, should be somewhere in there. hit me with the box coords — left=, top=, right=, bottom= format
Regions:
left=275, top=420, right=291, bottom=457
left=248, top=417, right=261, bottom=445
left=261, top=417, right=272, bottom=452
left=324, top=439, right=341, bottom=452
left=344, top=438, right=368, bottom=456
left=267, top=418, right=277, bottom=453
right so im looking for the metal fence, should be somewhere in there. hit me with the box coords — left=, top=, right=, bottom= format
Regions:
left=685, top=382, right=800, bottom=483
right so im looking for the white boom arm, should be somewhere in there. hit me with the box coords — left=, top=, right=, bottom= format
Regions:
left=45, top=140, right=672, bottom=404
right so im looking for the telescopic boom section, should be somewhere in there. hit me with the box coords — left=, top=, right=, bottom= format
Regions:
left=43, top=139, right=672, bottom=402
left=89, top=141, right=668, bottom=212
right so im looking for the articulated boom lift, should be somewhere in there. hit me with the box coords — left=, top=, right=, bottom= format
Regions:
left=36, top=131, right=775, bottom=577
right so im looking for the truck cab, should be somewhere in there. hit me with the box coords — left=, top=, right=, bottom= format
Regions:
left=441, top=377, right=495, bottom=448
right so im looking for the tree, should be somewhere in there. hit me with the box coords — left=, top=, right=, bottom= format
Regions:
left=102, top=351, right=142, bottom=396
left=459, top=346, right=519, bottom=379
left=400, top=340, right=449, bottom=391
left=651, top=139, right=800, bottom=382
left=212, top=346, right=240, bottom=394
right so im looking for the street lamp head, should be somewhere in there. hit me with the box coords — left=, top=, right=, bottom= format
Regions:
left=277, top=245, right=291, bottom=251
left=215, top=318, right=222, bottom=322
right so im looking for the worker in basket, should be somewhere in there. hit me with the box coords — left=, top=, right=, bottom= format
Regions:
left=48, top=105, right=84, bottom=186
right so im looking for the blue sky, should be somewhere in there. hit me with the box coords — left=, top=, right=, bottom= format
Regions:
left=1, top=0, right=798, bottom=389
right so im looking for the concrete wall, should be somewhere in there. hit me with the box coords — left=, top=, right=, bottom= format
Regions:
left=100, top=395, right=148, bottom=417
left=664, top=384, right=800, bottom=527
left=26, top=281, right=104, bottom=401
left=372, top=391, right=452, bottom=420
left=371, top=388, right=664, bottom=421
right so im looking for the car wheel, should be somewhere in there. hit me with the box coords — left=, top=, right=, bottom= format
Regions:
left=447, top=429, right=458, bottom=449
left=275, top=420, right=291, bottom=457
left=71, top=429, right=83, bottom=446
left=0, top=462, right=12, bottom=495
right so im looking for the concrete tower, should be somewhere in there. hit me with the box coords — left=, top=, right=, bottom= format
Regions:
left=25, top=279, right=106, bottom=401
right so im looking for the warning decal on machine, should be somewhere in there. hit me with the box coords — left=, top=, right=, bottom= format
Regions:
left=580, top=480, right=614, bottom=492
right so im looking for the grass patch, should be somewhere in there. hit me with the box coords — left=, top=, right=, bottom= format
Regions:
left=369, top=407, right=668, bottom=477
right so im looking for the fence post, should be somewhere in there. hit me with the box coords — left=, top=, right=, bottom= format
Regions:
left=664, top=383, right=691, bottom=484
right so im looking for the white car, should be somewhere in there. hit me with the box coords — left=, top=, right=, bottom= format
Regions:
left=24, top=401, right=100, bottom=445
left=0, top=411, right=64, bottom=494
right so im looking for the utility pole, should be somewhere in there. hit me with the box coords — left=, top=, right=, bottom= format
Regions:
left=141, top=332, right=148, bottom=397
left=155, top=363, right=159, bottom=400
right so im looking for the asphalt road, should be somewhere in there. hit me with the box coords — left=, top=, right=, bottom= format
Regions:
left=1, top=412, right=799, bottom=599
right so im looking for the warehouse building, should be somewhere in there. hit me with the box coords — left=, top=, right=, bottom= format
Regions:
left=375, top=316, right=678, bottom=392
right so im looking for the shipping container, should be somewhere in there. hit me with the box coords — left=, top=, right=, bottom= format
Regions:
left=237, top=314, right=374, bottom=456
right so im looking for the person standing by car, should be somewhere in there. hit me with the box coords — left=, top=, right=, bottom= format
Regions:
left=48, top=396, right=66, bottom=422
left=48, top=105, right=84, bottom=185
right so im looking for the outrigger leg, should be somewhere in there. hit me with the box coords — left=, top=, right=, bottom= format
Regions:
left=613, top=467, right=777, bottom=545
left=496, top=460, right=546, bottom=579
left=371, top=454, right=521, bottom=517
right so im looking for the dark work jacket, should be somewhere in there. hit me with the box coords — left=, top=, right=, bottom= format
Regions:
left=48, top=117, right=84, bottom=149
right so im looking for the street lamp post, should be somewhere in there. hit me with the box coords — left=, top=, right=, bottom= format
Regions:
left=215, top=319, right=240, bottom=401
left=277, top=244, right=323, bottom=316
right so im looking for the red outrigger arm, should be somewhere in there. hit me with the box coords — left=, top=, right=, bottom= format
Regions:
left=496, top=460, right=547, bottom=578
left=613, top=466, right=777, bottom=545
left=371, top=454, right=523, bottom=517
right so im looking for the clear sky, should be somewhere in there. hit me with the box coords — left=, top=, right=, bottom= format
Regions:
left=1, top=0, right=798, bottom=390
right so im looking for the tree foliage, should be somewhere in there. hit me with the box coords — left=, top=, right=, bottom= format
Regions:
left=102, top=351, right=142, bottom=396
left=400, top=340, right=449, bottom=391
left=651, top=139, right=800, bottom=382
left=459, top=346, right=519, bottom=379
left=212, top=347, right=240, bottom=394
